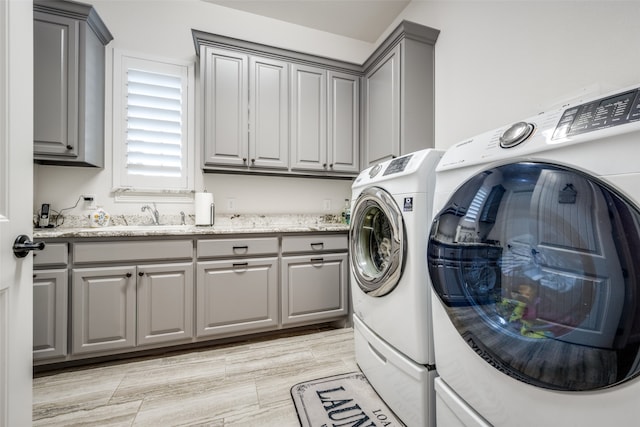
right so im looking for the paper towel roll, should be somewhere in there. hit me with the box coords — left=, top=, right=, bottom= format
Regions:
left=195, top=192, right=214, bottom=225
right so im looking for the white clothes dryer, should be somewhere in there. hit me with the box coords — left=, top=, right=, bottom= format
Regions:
left=350, top=148, right=442, bottom=427
left=427, top=85, right=640, bottom=426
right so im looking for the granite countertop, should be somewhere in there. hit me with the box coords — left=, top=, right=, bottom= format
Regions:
left=34, top=213, right=350, bottom=239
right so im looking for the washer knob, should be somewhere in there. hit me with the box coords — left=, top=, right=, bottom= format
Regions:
left=369, top=163, right=383, bottom=178
left=499, top=121, right=535, bottom=148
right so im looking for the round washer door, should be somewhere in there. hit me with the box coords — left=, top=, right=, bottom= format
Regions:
left=428, top=162, right=640, bottom=391
left=350, top=186, right=406, bottom=297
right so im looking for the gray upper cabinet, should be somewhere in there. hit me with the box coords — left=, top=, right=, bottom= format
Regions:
left=290, top=64, right=327, bottom=172
left=328, top=71, right=360, bottom=174
left=200, top=46, right=289, bottom=170
left=33, top=0, right=113, bottom=167
left=201, top=46, right=249, bottom=168
left=364, top=44, right=401, bottom=166
left=194, top=21, right=437, bottom=177
left=193, top=30, right=362, bottom=177
left=290, top=67, right=360, bottom=174
left=250, top=56, right=289, bottom=169
left=363, top=22, right=439, bottom=166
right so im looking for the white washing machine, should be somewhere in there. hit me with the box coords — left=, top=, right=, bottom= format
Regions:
left=350, top=148, right=442, bottom=427
left=427, top=85, right=640, bottom=426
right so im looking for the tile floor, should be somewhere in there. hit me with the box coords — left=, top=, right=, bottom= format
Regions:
left=33, top=326, right=358, bottom=426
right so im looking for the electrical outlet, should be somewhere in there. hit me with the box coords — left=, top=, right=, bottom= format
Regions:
left=82, top=194, right=96, bottom=209
left=227, top=198, right=236, bottom=211
left=323, top=199, right=331, bottom=211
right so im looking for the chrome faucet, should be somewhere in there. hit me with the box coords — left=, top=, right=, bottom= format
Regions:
left=141, top=203, right=160, bottom=225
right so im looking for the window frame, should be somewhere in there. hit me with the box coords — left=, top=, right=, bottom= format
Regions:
left=112, top=49, right=195, bottom=203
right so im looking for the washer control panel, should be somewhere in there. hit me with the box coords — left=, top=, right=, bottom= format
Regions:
left=383, top=154, right=413, bottom=176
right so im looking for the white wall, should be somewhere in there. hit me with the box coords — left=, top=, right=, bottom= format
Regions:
left=394, top=0, right=640, bottom=148
left=35, top=0, right=640, bottom=219
left=34, top=0, right=372, bottom=219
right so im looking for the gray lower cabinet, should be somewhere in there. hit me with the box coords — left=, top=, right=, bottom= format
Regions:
left=281, top=235, right=349, bottom=326
left=72, top=262, right=194, bottom=354
left=33, top=269, right=68, bottom=361
left=71, top=239, right=194, bottom=356
left=196, top=258, right=279, bottom=337
left=33, top=242, right=68, bottom=361
left=137, top=263, right=194, bottom=346
left=72, top=265, right=137, bottom=354
left=35, top=232, right=349, bottom=365
left=281, top=253, right=349, bottom=326
left=33, top=0, right=113, bottom=167
left=196, top=237, right=279, bottom=338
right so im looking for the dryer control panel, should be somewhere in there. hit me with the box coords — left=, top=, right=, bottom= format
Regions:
left=438, top=84, right=640, bottom=172
left=553, top=88, right=640, bottom=139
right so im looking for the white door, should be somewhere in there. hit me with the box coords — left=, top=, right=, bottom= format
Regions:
left=0, top=1, right=34, bottom=426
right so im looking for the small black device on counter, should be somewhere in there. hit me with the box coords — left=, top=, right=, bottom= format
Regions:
left=38, top=203, right=50, bottom=227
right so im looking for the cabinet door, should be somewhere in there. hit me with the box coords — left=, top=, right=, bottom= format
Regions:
left=364, top=43, right=400, bottom=166
left=33, top=269, right=68, bottom=361
left=281, top=253, right=348, bottom=326
left=196, top=258, right=278, bottom=338
left=33, top=12, right=79, bottom=158
left=290, top=64, right=327, bottom=172
left=202, top=46, right=249, bottom=167
left=328, top=71, right=360, bottom=174
left=137, top=262, right=194, bottom=346
left=250, top=56, right=289, bottom=169
left=72, top=266, right=136, bottom=354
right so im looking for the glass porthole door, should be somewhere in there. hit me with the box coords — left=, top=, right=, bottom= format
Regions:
left=428, top=162, right=640, bottom=391
left=350, top=187, right=406, bottom=297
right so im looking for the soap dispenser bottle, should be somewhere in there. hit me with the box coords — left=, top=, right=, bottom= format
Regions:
left=342, top=199, right=351, bottom=225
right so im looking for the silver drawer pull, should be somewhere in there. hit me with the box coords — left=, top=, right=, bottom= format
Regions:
left=310, top=242, right=324, bottom=249
left=233, top=262, right=249, bottom=268
left=310, top=257, right=324, bottom=263
left=233, top=245, right=249, bottom=252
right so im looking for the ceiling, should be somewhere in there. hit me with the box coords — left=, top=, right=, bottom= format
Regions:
left=202, top=0, right=411, bottom=43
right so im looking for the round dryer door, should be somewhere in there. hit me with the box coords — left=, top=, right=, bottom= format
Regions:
left=428, top=162, right=640, bottom=391
left=350, top=186, right=406, bottom=297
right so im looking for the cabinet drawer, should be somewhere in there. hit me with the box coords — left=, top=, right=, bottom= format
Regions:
left=197, top=237, right=278, bottom=259
left=34, top=242, right=68, bottom=267
left=73, top=240, right=193, bottom=264
left=282, top=234, right=347, bottom=254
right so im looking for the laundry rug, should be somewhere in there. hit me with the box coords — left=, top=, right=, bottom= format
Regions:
left=290, top=372, right=405, bottom=427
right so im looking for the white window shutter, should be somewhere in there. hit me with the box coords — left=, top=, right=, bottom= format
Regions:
left=113, top=51, right=194, bottom=196
left=126, top=69, right=183, bottom=177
